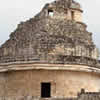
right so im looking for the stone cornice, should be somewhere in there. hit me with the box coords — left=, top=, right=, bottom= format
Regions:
left=70, top=8, right=83, bottom=12
left=0, top=62, right=100, bottom=74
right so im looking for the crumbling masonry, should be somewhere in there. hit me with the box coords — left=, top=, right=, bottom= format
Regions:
left=0, top=0, right=100, bottom=100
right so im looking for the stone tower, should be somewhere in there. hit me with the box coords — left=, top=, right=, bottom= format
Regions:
left=0, top=0, right=100, bottom=99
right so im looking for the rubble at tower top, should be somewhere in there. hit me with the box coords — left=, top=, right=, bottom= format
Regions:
left=35, top=0, right=82, bottom=22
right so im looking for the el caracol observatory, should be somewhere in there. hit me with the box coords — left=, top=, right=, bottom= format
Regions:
left=0, top=0, right=100, bottom=100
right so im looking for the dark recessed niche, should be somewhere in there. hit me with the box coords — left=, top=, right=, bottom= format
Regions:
left=48, top=9, right=54, bottom=17
left=71, top=11, right=75, bottom=20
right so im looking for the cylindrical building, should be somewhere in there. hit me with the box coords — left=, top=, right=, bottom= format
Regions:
left=0, top=0, right=100, bottom=99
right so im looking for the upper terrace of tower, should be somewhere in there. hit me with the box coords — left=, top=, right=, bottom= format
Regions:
left=36, top=0, right=83, bottom=22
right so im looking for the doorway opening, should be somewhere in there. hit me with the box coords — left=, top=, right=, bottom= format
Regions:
left=41, top=82, right=51, bottom=98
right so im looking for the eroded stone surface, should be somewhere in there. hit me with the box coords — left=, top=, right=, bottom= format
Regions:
left=0, top=0, right=100, bottom=99
left=0, top=70, right=100, bottom=97
left=0, top=0, right=99, bottom=65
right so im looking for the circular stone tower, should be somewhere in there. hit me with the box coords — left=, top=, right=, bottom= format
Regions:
left=0, top=0, right=100, bottom=99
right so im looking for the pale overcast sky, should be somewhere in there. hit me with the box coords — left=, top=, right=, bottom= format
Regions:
left=0, top=0, right=100, bottom=50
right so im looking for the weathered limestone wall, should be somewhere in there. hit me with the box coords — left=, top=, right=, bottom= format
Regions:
left=0, top=69, right=100, bottom=98
left=74, top=10, right=82, bottom=22
left=0, top=92, right=100, bottom=100
left=0, top=73, right=5, bottom=96
left=49, top=9, right=82, bottom=22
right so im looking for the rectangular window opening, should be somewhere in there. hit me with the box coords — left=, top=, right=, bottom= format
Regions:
left=48, top=9, right=54, bottom=17
left=41, top=82, right=51, bottom=98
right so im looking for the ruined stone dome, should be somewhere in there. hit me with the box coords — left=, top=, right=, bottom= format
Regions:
left=0, top=0, right=99, bottom=65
